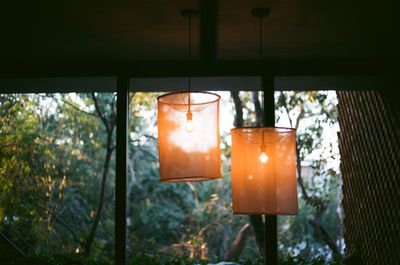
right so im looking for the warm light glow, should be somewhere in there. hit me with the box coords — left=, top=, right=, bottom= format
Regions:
left=258, top=151, right=269, bottom=164
left=258, top=144, right=268, bottom=164
left=185, top=118, right=194, bottom=132
left=157, top=92, right=221, bottom=182
left=231, top=127, right=298, bottom=215
left=75, top=248, right=80, bottom=254
left=185, top=111, right=194, bottom=132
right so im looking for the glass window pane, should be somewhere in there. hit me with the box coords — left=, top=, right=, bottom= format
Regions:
left=127, top=79, right=342, bottom=263
left=0, top=93, right=115, bottom=264
left=128, top=77, right=263, bottom=262
left=275, top=91, right=343, bottom=261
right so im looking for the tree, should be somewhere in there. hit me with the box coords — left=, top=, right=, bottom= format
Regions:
left=276, top=91, right=342, bottom=260
left=0, top=93, right=117, bottom=258
left=228, top=91, right=342, bottom=260
left=83, top=93, right=116, bottom=255
left=0, top=91, right=342, bottom=262
left=228, top=91, right=265, bottom=258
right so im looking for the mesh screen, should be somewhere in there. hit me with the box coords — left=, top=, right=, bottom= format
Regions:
left=231, top=127, right=298, bottom=215
left=337, top=91, right=400, bottom=265
left=157, top=92, right=221, bottom=182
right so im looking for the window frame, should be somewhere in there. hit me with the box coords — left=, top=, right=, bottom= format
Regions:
left=0, top=74, right=392, bottom=265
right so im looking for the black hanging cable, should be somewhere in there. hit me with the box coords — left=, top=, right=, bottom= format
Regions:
left=181, top=9, right=198, bottom=116
left=259, top=15, right=263, bottom=61
left=252, top=7, right=270, bottom=128
left=188, top=12, right=192, bottom=111
left=259, top=15, right=266, bottom=154
left=259, top=14, right=264, bottom=126
left=251, top=7, right=270, bottom=127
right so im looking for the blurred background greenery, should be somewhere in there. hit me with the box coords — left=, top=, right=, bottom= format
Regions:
left=0, top=90, right=342, bottom=264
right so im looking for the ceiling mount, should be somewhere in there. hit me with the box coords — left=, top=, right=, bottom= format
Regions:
left=251, top=7, right=271, bottom=18
left=181, top=9, right=199, bottom=19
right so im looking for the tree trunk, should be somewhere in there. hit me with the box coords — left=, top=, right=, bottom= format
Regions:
left=252, top=91, right=262, bottom=126
left=231, top=91, right=243, bottom=128
left=296, top=133, right=341, bottom=258
left=84, top=133, right=113, bottom=255
left=84, top=94, right=116, bottom=256
left=225, top=223, right=251, bottom=260
left=250, top=215, right=264, bottom=253
left=309, top=219, right=341, bottom=257
left=229, top=91, right=265, bottom=256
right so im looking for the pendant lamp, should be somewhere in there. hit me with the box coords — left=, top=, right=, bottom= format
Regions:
left=230, top=8, right=298, bottom=215
left=157, top=9, right=221, bottom=182
left=231, top=127, right=298, bottom=214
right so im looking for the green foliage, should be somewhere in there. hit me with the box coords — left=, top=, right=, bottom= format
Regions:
left=0, top=91, right=342, bottom=264
left=126, top=92, right=253, bottom=260
left=275, top=91, right=342, bottom=260
left=0, top=93, right=116, bottom=257
left=0, top=253, right=112, bottom=265
left=280, top=253, right=342, bottom=265
left=0, top=251, right=343, bottom=265
left=128, top=254, right=212, bottom=265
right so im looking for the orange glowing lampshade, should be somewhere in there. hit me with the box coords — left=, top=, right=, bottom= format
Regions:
left=157, top=91, right=221, bottom=182
left=231, top=127, right=298, bottom=215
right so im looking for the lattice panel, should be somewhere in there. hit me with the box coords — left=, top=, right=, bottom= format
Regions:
left=337, top=91, right=400, bottom=265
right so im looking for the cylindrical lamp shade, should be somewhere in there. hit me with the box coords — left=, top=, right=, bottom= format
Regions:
left=231, top=127, right=298, bottom=215
left=157, top=92, right=221, bottom=182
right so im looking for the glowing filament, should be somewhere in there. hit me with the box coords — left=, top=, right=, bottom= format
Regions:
left=258, top=145, right=269, bottom=164
left=185, top=111, right=194, bottom=132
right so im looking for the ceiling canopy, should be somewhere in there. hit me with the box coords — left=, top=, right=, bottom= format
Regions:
left=1, top=0, right=397, bottom=65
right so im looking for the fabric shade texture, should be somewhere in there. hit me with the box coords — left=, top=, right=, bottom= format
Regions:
left=231, top=127, right=298, bottom=215
left=157, top=91, right=221, bottom=182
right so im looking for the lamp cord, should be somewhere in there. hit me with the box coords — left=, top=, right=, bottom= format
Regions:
left=259, top=15, right=265, bottom=126
left=259, top=16, right=263, bottom=61
left=188, top=14, right=192, bottom=111
left=189, top=13, right=192, bottom=64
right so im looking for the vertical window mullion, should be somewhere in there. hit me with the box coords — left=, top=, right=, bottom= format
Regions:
left=115, top=76, right=129, bottom=265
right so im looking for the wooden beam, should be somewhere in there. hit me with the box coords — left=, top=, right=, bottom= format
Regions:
left=0, top=58, right=395, bottom=78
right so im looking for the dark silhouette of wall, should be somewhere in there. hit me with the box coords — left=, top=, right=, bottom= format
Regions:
left=337, top=90, right=400, bottom=265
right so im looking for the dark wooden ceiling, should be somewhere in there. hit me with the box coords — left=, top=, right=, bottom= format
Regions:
left=0, top=0, right=397, bottom=65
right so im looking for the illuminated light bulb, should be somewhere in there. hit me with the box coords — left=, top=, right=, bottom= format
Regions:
left=258, top=151, right=269, bottom=164
left=185, top=111, right=194, bottom=132
left=186, top=119, right=194, bottom=132
left=258, top=145, right=269, bottom=164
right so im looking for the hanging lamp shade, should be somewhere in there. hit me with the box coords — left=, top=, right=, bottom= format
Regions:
left=157, top=91, right=221, bottom=182
left=231, top=127, right=298, bottom=214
